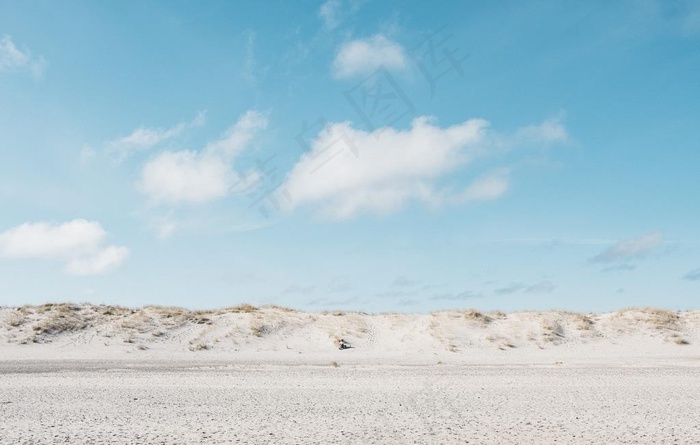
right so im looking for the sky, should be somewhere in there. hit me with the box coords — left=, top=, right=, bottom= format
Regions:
left=1, top=0, right=699, bottom=312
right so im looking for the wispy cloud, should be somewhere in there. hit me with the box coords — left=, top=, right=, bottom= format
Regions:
left=327, top=277, right=356, bottom=293
left=0, top=35, right=47, bottom=79
left=319, top=0, right=342, bottom=30
left=459, top=169, right=510, bottom=202
left=682, top=0, right=700, bottom=34
left=430, top=290, right=482, bottom=301
left=332, top=34, right=407, bottom=78
left=319, top=0, right=365, bottom=30
left=283, top=284, right=317, bottom=295
left=391, top=275, right=418, bottom=288
left=683, top=268, right=700, bottom=281
left=107, top=112, right=206, bottom=161
left=512, top=113, right=569, bottom=145
left=590, top=231, right=663, bottom=263
left=0, top=220, right=128, bottom=275
left=241, top=31, right=257, bottom=85
left=494, top=281, right=556, bottom=295
left=602, top=263, right=636, bottom=273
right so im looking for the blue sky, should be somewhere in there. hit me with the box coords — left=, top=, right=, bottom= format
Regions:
left=1, top=0, right=699, bottom=312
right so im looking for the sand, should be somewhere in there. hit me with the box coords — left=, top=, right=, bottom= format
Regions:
left=1, top=361, right=699, bottom=444
left=1, top=305, right=699, bottom=443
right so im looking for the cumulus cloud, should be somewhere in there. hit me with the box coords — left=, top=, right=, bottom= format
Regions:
left=282, top=116, right=489, bottom=219
left=590, top=232, right=663, bottom=263
left=683, top=268, right=700, bottom=281
left=333, top=34, right=407, bottom=78
left=0, top=35, right=47, bottom=78
left=282, top=114, right=563, bottom=219
left=139, top=110, right=267, bottom=205
left=107, top=112, right=205, bottom=161
left=140, top=151, right=232, bottom=205
left=0, top=220, right=128, bottom=275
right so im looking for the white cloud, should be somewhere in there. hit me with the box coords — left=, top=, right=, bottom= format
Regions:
left=332, top=34, right=407, bottom=78
left=64, top=246, right=129, bottom=276
left=148, top=214, right=179, bottom=240
left=282, top=115, right=567, bottom=219
left=107, top=111, right=206, bottom=161
left=512, top=114, right=568, bottom=144
left=319, top=0, right=364, bottom=30
left=591, top=232, right=663, bottom=263
left=242, top=31, right=256, bottom=85
left=139, top=110, right=267, bottom=205
left=282, top=116, right=489, bottom=219
left=203, top=110, right=267, bottom=158
left=460, top=169, right=510, bottom=202
left=319, top=0, right=342, bottom=29
left=0, top=220, right=105, bottom=258
left=0, top=35, right=47, bottom=78
left=140, top=151, right=232, bottom=205
left=0, top=219, right=128, bottom=276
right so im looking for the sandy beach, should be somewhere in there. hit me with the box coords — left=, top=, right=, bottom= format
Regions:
left=1, top=361, right=699, bottom=444
left=1, top=305, right=699, bottom=443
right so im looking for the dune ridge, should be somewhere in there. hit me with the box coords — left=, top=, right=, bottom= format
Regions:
left=1, top=304, right=698, bottom=363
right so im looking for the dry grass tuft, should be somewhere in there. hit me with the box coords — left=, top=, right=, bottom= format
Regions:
left=674, top=337, right=690, bottom=345
left=188, top=341, right=212, bottom=351
left=567, top=312, right=594, bottom=330
left=488, top=310, right=507, bottom=320
left=321, top=310, right=346, bottom=316
left=330, top=361, right=339, bottom=368
left=464, top=309, right=492, bottom=324
left=222, top=304, right=258, bottom=314
left=96, top=305, right=133, bottom=317
left=120, top=313, right=155, bottom=334
left=4, top=310, right=26, bottom=328
left=263, top=305, right=298, bottom=312
left=251, top=323, right=269, bottom=337
left=188, top=311, right=213, bottom=325
left=32, top=305, right=92, bottom=336
left=542, top=319, right=565, bottom=344
left=618, top=307, right=681, bottom=329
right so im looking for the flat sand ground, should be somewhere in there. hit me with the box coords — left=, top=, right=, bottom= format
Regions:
left=1, top=360, right=699, bottom=444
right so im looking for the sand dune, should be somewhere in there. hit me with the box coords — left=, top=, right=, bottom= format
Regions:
left=1, top=304, right=698, bottom=364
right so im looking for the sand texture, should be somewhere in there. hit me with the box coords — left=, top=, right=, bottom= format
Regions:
left=1, top=305, right=699, bottom=443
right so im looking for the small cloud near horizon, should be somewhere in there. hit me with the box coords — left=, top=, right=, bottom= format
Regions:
left=683, top=268, right=700, bottom=281
left=590, top=231, right=663, bottom=264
